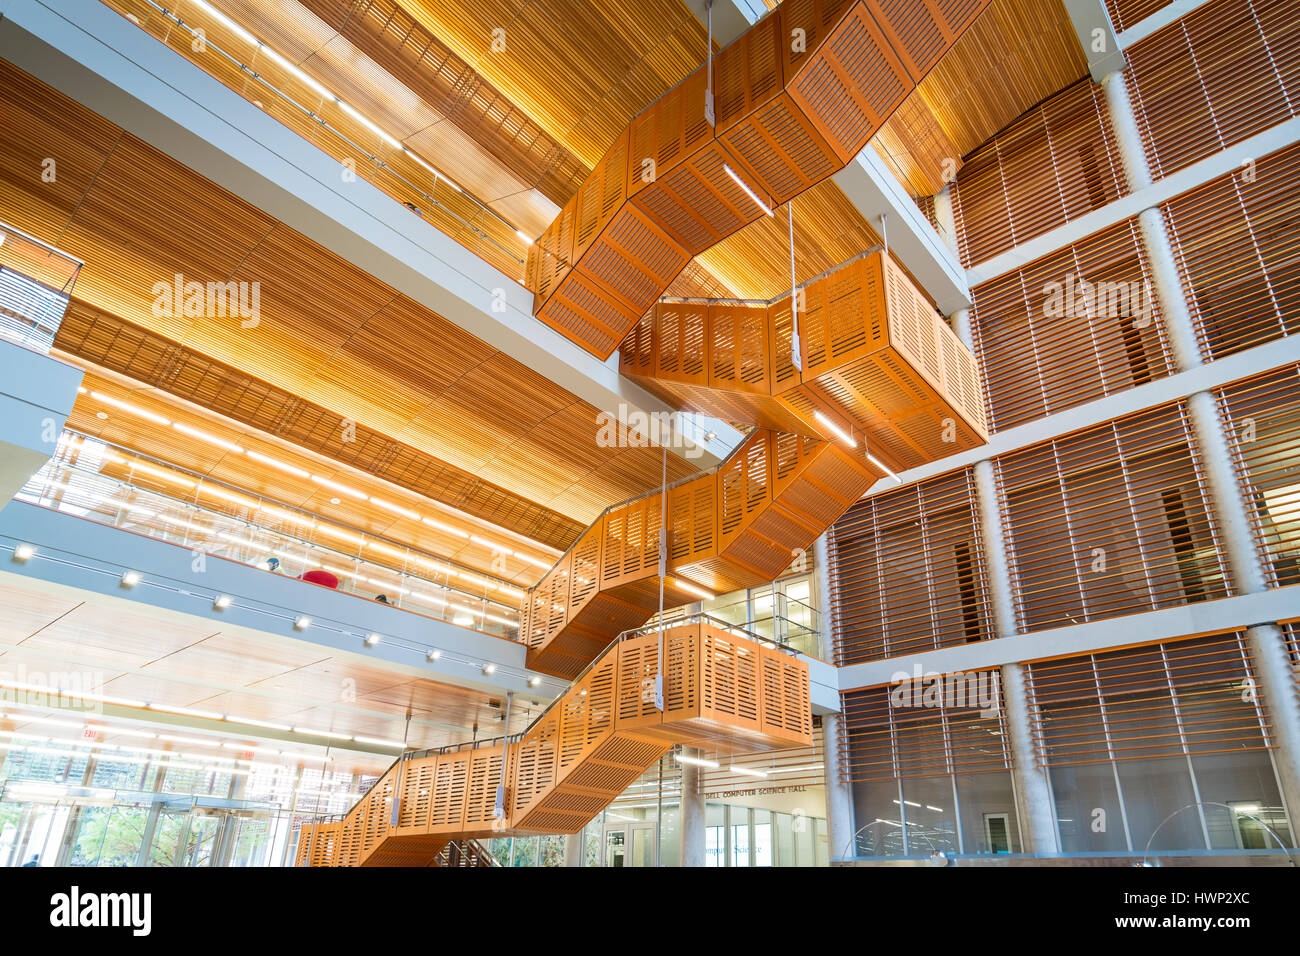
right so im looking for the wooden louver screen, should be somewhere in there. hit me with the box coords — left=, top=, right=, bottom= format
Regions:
left=829, top=467, right=993, bottom=665
left=1024, top=632, right=1273, bottom=767
left=1216, top=363, right=1300, bottom=586
left=995, top=400, right=1230, bottom=633
left=838, top=679, right=1012, bottom=783
left=1161, top=141, right=1300, bottom=361
left=948, top=78, right=1127, bottom=267
left=1125, top=0, right=1300, bottom=180
left=1103, top=0, right=1173, bottom=32
left=968, top=219, right=1175, bottom=431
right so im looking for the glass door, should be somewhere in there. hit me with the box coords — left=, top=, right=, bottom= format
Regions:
left=602, top=823, right=657, bottom=867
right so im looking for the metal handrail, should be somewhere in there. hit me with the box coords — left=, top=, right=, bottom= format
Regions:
left=44, top=430, right=526, bottom=612
left=524, top=246, right=895, bottom=588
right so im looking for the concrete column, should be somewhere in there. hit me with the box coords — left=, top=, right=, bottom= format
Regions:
left=950, top=308, right=974, bottom=353
left=973, top=459, right=1061, bottom=855
left=821, top=713, right=856, bottom=862
left=812, top=532, right=835, bottom=661
left=677, top=749, right=706, bottom=867
left=1245, top=624, right=1300, bottom=828
left=931, top=185, right=962, bottom=259
left=1101, top=69, right=1152, bottom=192
left=563, top=831, right=584, bottom=867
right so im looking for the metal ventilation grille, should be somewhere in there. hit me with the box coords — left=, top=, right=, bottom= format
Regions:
left=1216, top=363, right=1300, bottom=587
left=1104, top=0, right=1173, bottom=32
left=949, top=78, right=1126, bottom=266
left=968, top=219, right=1175, bottom=431
left=830, top=467, right=992, bottom=664
left=1024, top=632, right=1273, bottom=767
left=1162, top=141, right=1300, bottom=360
left=1125, top=0, right=1300, bottom=180
left=996, top=400, right=1232, bottom=633
left=839, top=679, right=1012, bottom=782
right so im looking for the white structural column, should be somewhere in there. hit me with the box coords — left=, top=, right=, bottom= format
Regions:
left=813, top=532, right=855, bottom=859
left=677, top=749, right=706, bottom=867
left=821, top=713, right=856, bottom=862
left=1100, top=61, right=1300, bottom=824
left=564, top=832, right=584, bottom=867
left=947, top=265, right=1060, bottom=854
left=972, top=459, right=1062, bottom=855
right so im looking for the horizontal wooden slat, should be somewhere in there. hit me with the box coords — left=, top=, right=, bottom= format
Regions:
left=969, top=218, right=1176, bottom=431
left=1161, top=141, right=1300, bottom=361
left=1025, top=632, right=1273, bottom=767
left=830, top=467, right=993, bottom=665
left=950, top=77, right=1127, bottom=267
left=1216, top=362, right=1300, bottom=586
left=996, top=400, right=1231, bottom=632
left=1125, top=0, right=1300, bottom=181
left=839, top=677, right=1012, bottom=782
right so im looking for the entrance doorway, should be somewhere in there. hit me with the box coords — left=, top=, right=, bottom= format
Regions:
left=602, top=822, right=656, bottom=867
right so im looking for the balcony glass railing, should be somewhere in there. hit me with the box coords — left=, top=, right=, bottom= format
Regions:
left=101, top=0, right=530, bottom=278
left=0, top=221, right=81, bottom=354
left=17, top=432, right=525, bottom=639
left=658, top=594, right=823, bottom=659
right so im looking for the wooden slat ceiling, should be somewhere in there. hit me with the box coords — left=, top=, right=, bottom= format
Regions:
left=394, top=0, right=712, bottom=171
left=0, top=576, right=544, bottom=756
left=874, top=0, right=1089, bottom=194
left=0, top=59, right=699, bottom=543
left=63, top=367, right=555, bottom=586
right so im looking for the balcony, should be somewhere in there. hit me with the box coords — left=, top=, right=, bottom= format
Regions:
left=0, top=221, right=80, bottom=354
left=17, top=430, right=524, bottom=640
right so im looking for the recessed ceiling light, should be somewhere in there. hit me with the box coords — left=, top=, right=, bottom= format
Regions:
left=95, top=411, right=108, bottom=420
left=120, top=570, right=141, bottom=589
left=329, top=497, right=340, bottom=505
left=293, top=615, right=311, bottom=631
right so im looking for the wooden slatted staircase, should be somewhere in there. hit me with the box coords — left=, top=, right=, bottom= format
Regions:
left=525, top=0, right=993, bottom=359
left=522, top=248, right=989, bottom=681
left=621, top=250, right=989, bottom=471
left=295, top=617, right=813, bottom=866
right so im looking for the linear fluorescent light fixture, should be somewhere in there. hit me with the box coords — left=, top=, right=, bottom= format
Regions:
left=723, top=164, right=773, bottom=217
left=866, top=453, right=900, bottom=483
left=674, top=753, right=719, bottom=769
left=813, top=410, right=857, bottom=449
left=728, top=765, right=769, bottom=778
left=672, top=577, right=715, bottom=601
